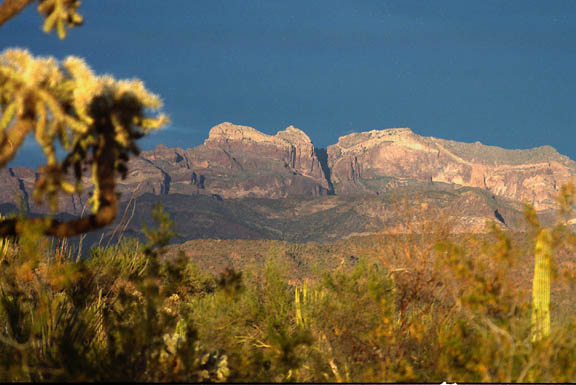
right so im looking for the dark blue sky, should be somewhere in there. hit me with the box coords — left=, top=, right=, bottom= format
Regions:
left=2, top=0, right=576, bottom=167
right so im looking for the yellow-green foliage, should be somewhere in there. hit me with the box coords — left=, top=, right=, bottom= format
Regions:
left=37, top=0, right=83, bottom=39
left=525, top=183, right=576, bottom=343
left=0, top=205, right=230, bottom=382
left=0, top=237, right=8, bottom=261
left=0, top=197, right=575, bottom=382
left=0, top=214, right=9, bottom=260
left=294, top=282, right=325, bottom=328
left=0, top=48, right=168, bottom=212
left=532, top=228, right=552, bottom=342
left=434, top=221, right=576, bottom=383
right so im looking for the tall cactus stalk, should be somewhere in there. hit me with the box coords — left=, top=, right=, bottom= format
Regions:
left=295, top=284, right=304, bottom=327
left=0, top=214, right=9, bottom=261
left=0, top=237, right=8, bottom=260
left=531, top=228, right=552, bottom=342
left=295, top=282, right=324, bottom=328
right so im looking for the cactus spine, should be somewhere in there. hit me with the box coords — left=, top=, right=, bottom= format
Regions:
left=531, top=228, right=552, bottom=342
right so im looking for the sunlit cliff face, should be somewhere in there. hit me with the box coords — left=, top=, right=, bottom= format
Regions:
left=327, top=127, right=575, bottom=210
left=1, top=122, right=574, bottom=216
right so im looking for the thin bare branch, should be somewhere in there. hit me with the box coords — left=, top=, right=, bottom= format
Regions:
left=0, top=0, right=34, bottom=27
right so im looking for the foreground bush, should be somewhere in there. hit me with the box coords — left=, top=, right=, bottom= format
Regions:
left=0, top=201, right=574, bottom=382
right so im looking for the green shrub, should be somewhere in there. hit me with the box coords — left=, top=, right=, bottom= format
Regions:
left=0, top=189, right=574, bottom=382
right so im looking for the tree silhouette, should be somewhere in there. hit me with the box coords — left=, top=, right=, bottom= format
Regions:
left=0, top=0, right=169, bottom=237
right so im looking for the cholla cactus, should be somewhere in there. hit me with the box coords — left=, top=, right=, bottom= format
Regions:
left=0, top=235, right=9, bottom=260
left=295, top=281, right=325, bottom=328
left=0, top=214, right=10, bottom=260
left=37, top=0, right=83, bottom=39
left=0, top=49, right=168, bottom=237
left=295, top=284, right=304, bottom=327
left=0, top=238, right=7, bottom=255
left=531, top=228, right=552, bottom=342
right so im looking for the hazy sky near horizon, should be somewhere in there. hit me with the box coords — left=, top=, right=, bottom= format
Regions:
left=2, top=0, right=576, bottom=167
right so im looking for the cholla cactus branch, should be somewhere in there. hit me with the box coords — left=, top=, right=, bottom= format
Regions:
left=0, top=0, right=83, bottom=39
left=0, top=49, right=168, bottom=237
left=0, top=117, right=34, bottom=166
left=37, top=0, right=83, bottom=39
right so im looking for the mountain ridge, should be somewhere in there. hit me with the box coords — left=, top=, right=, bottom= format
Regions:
left=327, top=126, right=574, bottom=209
left=0, top=122, right=574, bottom=218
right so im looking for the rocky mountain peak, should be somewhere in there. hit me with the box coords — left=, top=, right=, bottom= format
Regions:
left=327, top=127, right=575, bottom=210
left=207, top=122, right=314, bottom=149
left=330, top=127, right=426, bottom=156
left=275, top=125, right=313, bottom=145
left=207, top=122, right=275, bottom=144
left=1, top=123, right=573, bottom=216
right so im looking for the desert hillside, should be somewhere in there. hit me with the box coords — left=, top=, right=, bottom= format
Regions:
left=0, top=123, right=573, bottom=242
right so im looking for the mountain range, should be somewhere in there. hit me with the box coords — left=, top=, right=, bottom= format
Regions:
left=0, top=122, right=574, bottom=242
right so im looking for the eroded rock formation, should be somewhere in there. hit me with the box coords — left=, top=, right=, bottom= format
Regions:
left=327, top=128, right=575, bottom=210
left=0, top=123, right=573, bottom=217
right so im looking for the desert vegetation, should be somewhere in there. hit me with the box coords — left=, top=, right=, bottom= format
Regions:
left=0, top=0, right=168, bottom=238
left=0, top=192, right=574, bottom=382
left=0, top=1, right=575, bottom=382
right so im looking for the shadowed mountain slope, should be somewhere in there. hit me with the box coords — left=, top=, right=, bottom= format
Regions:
left=0, top=123, right=572, bottom=243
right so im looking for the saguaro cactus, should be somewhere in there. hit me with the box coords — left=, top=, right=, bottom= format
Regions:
left=531, top=228, right=552, bottom=342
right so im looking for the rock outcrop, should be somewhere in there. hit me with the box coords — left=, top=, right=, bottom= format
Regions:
left=327, top=128, right=575, bottom=210
left=0, top=167, right=84, bottom=214
left=178, top=122, right=330, bottom=199
left=0, top=123, right=331, bottom=215
left=0, top=123, right=573, bottom=217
